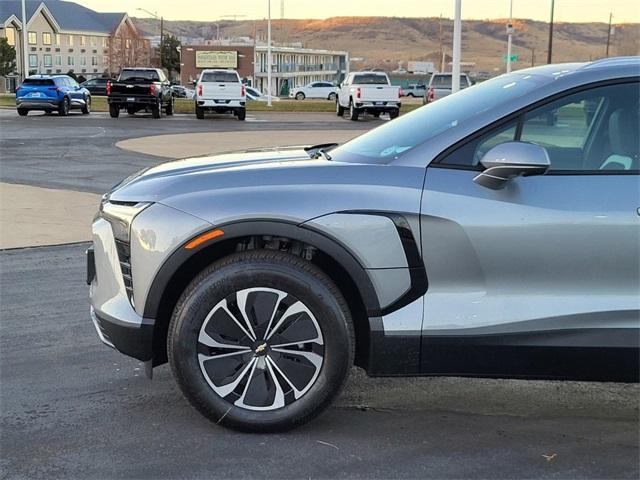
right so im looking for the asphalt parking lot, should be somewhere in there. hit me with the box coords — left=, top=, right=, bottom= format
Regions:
left=1, top=108, right=638, bottom=479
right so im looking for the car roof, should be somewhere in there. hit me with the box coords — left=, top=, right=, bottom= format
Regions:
left=201, top=69, right=238, bottom=73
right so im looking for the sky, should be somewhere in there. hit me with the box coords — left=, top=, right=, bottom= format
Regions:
left=77, top=0, right=640, bottom=24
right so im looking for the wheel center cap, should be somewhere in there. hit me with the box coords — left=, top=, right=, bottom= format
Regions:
left=253, top=341, right=269, bottom=356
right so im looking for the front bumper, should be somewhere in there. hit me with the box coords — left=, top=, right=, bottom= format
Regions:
left=88, top=203, right=211, bottom=363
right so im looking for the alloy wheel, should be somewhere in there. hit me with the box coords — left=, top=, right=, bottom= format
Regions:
left=197, top=287, right=324, bottom=411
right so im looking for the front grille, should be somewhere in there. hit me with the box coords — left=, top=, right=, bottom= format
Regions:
left=115, top=239, right=134, bottom=306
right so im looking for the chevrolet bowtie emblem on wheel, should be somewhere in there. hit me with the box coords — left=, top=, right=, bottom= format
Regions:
left=254, top=343, right=267, bottom=354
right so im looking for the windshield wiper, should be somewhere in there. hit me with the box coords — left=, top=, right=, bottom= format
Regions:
left=305, top=143, right=338, bottom=160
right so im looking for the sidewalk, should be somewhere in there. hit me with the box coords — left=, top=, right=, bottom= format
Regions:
left=0, top=182, right=100, bottom=249
left=116, top=129, right=365, bottom=159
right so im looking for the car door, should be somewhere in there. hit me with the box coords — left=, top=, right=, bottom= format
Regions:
left=419, top=80, right=639, bottom=379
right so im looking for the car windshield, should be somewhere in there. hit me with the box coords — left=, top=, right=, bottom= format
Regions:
left=119, top=70, right=159, bottom=82
left=201, top=72, right=239, bottom=83
left=352, top=74, right=389, bottom=85
left=330, top=73, right=550, bottom=164
left=23, top=78, right=55, bottom=86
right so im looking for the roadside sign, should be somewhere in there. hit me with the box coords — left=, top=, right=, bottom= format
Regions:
left=503, top=54, right=518, bottom=62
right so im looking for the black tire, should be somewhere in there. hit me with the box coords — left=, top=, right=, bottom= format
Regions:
left=44, top=109, right=52, bottom=115
left=196, top=105, right=205, bottom=119
left=109, top=104, right=120, bottom=118
left=407, top=93, right=415, bottom=98
left=348, top=100, right=359, bottom=121
left=166, top=98, right=174, bottom=116
left=237, top=108, right=246, bottom=121
left=58, top=97, right=69, bottom=116
left=336, top=100, right=345, bottom=116
left=81, top=96, right=91, bottom=114
left=327, top=92, right=337, bottom=102
left=17, top=109, right=28, bottom=116
left=168, top=250, right=354, bottom=432
left=389, top=109, right=400, bottom=119
left=295, top=92, right=305, bottom=100
left=127, top=107, right=136, bottom=115
left=372, top=112, right=381, bottom=118
left=152, top=100, right=161, bottom=119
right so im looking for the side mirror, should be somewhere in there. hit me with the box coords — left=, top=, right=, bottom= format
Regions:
left=473, top=141, right=550, bottom=190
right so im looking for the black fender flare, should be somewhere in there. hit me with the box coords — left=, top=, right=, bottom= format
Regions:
left=142, top=219, right=382, bottom=320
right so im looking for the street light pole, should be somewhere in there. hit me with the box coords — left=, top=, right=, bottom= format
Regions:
left=506, top=0, right=513, bottom=73
left=267, top=0, right=272, bottom=106
left=451, top=0, right=462, bottom=93
left=547, top=0, right=555, bottom=64
left=21, top=0, right=28, bottom=80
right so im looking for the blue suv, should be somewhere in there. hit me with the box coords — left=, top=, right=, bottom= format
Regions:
left=16, top=75, right=91, bottom=116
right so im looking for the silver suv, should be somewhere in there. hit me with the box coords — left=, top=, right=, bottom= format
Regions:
left=88, top=58, right=639, bottom=432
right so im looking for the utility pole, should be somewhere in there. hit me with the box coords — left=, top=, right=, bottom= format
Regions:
left=438, top=14, right=444, bottom=72
left=451, top=0, right=462, bottom=93
left=547, top=0, right=554, bottom=64
left=267, top=0, right=272, bottom=106
left=605, top=12, right=612, bottom=57
left=160, top=16, right=164, bottom=69
left=506, top=0, right=514, bottom=73
left=21, top=0, right=28, bottom=79
left=531, top=47, right=535, bottom=66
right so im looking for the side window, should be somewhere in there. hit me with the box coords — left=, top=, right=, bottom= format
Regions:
left=438, top=82, right=639, bottom=172
left=439, top=122, right=517, bottom=167
left=520, top=82, right=638, bottom=171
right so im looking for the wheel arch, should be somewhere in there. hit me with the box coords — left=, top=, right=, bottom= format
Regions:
left=144, top=220, right=380, bottom=369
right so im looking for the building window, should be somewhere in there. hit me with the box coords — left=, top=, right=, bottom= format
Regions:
left=6, top=28, right=16, bottom=46
left=125, top=38, right=132, bottom=49
left=28, top=31, right=37, bottom=44
left=28, top=54, right=38, bottom=67
left=91, top=56, right=98, bottom=66
left=102, top=37, right=108, bottom=48
left=68, top=56, right=74, bottom=66
left=79, top=35, right=85, bottom=46
left=80, top=57, right=87, bottom=66
left=68, top=35, right=73, bottom=46
left=55, top=55, right=61, bottom=66
left=55, top=34, right=61, bottom=45
left=103, top=56, right=109, bottom=65
left=43, top=54, right=52, bottom=67
left=90, top=37, right=97, bottom=47
left=42, top=32, right=51, bottom=45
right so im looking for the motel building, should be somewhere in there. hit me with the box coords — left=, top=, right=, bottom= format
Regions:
left=180, top=43, right=349, bottom=96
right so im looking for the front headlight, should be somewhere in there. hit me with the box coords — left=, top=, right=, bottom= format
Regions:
left=99, top=201, right=151, bottom=243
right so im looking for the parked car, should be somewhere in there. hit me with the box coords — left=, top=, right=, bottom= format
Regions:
left=88, top=57, right=639, bottom=432
left=171, top=85, right=189, bottom=98
left=246, top=86, right=280, bottom=102
left=16, top=75, right=91, bottom=116
left=403, top=84, right=427, bottom=97
left=107, top=68, right=173, bottom=119
left=424, top=72, right=473, bottom=104
left=80, top=77, right=109, bottom=96
left=289, top=82, right=337, bottom=101
left=195, top=69, right=246, bottom=120
left=336, top=71, right=401, bottom=120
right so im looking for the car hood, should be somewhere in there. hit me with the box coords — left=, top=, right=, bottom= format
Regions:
left=109, top=147, right=319, bottom=201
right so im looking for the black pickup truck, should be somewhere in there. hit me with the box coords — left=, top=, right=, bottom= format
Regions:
left=107, top=68, right=173, bottom=118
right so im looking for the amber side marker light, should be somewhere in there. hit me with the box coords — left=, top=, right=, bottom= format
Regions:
left=184, top=229, right=224, bottom=249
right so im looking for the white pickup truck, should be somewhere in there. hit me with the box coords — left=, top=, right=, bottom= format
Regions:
left=336, top=71, right=401, bottom=121
left=195, top=69, right=246, bottom=121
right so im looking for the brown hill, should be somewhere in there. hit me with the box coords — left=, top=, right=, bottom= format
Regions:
left=133, top=16, right=639, bottom=72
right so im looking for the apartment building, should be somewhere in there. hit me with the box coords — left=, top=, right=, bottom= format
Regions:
left=0, top=0, right=152, bottom=92
left=180, top=43, right=349, bottom=96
